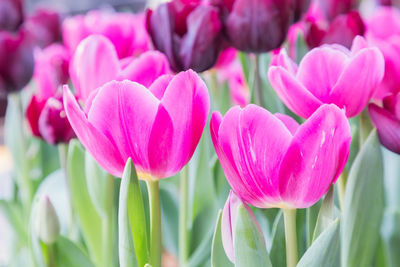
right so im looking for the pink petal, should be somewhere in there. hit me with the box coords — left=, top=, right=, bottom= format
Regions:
left=383, top=93, right=400, bottom=119
left=63, top=85, right=125, bottom=177
left=296, top=46, right=348, bottom=102
left=329, top=47, right=385, bottom=117
left=270, top=48, right=298, bottom=75
left=279, top=104, right=351, bottom=208
left=274, top=113, right=300, bottom=135
left=217, top=105, right=292, bottom=208
left=268, top=66, right=323, bottom=118
left=119, top=51, right=170, bottom=88
left=369, top=103, right=400, bottom=154
left=148, top=74, right=174, bottom=100
left=87, top=80, right=160, bottom=176
left=69, top=34, right=120, bottom=102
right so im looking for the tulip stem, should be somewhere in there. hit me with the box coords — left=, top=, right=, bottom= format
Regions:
left=253, top=54, right=264, bottom=107
left=147, top=180, right=162, bottom=267
left=46, top=243, right=56, bottom=267
left=283, top=208, right=298, bottom=267
left=179, top=166, right=189, bottom=267
left=337, top=168, right=348, bottom=210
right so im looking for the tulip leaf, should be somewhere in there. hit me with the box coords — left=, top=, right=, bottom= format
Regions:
left=270, top=211, right=286, bottom=267
left=211, top=210, right=234, bottom=267
left=187, top=227, right=214, bottom=267
left=381, top=208, right=400, bottom=267
left=159, top=182, right=179, bottom=255
left=306, top=201, right=321, bottom=247
left=119, top=158, right=149, bottom=267
left=234, top=204, right=272, bottom=267
left=312, top=186, right=335, bottom=242
left=67, top=140, right=102, bottom=265
left=54, top=236, right=96, bottom=267
left=297, top=219, right=340, bottom=267
left=341, top=130, right=384, bottom=267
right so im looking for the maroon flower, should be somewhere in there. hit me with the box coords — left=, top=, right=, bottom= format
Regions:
left=316, top=0, right=358, bottom=21
left=146, top=0, right=223, bottom=72
left=294, top=0, right=311, bottom=22
left=0, top=0, right=23, bottom=32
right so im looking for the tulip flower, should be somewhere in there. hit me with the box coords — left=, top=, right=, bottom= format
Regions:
left=0, top=30, right=34, bottom=95
left=315, top=0, right=357, bottom=21
left=221, top=190, right=263, bottom=263
left=369, top=93, right=400, bottom=154
left=268, top=36, right=384, bottom=118
left=63, top=70, right=210, bottom=178
left=69, top=34, right=170, bottom=102
left=212, top=0, right=293, bottom=53
left=366, top=7, right=400, bottom=99
left=210, top=104, right=351, bottom=209
left=62, top=10, right=150, bottom=58
left=35, top=195, right=60, bottom=244
left=0, top=0, right=23, bottom=32
left=146, top=0, right=222, bottom=72
left=294, top=0, right=311, bottom=22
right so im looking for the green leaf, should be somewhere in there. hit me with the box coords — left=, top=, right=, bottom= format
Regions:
left=54, top=236, right=95, bottom=267
left=306, top=201, right=321, bottom=247
left=312, top=186, right=335, bottom=242
left=297, top=219, right=340, bottom=267
left=381, top=208, right=400, bottom=267
left=67, top=140, right=102, bottom=265
left=341, top=130, right=384, bottom=267
left=119, top=158, right=149, bottom=267
left=186, top=227, right=214, bottom=267
left=159, top=183, right=179, bottom=256
left=234, top=204, right=272, bottom=267
left=211, top=210, right=234, bottom=267
left=238, top=52, right=252, bottom=84
left=270, top=211, right=286, bottom=267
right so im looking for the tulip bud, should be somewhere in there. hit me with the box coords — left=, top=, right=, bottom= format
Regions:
left=35, top=195, right=60, bottom=244
left=0, top=0, right=23, bottom=32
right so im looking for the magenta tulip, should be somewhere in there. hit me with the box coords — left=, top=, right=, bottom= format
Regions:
left=212, top=0, right=293, bottom=53
left=62, top=10, right=150, bottom=58
left=221, top=190, right=263, bottom=263
left=69, top=34, right=170, bottom=102
left=0, top=0, right=23, bottom=32
left=315, top=0, right=357, bottom=21
left=268, top=36, right=384, bottom=118
left=63, top=70, right=210, bottom=178
left=369, top=93, right=400, bottom=154
left=210, top=104, right=351, bottom=209
left=146, top=0, right=222, bottom=72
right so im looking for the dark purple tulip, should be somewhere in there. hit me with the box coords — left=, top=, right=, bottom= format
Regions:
left=316, top=0, right=357, bottom=21
left=23, top=8, right=62, bottom=48
left=305, top=11, right=365, bottom=49
left=378, top=0, right=400, bottom=6
left=0, top=0, right=23, bottom=32
left=212, top=0, right=294, bottom=53
left=294, top=0, right=311, bottom=22
left=369, top=93, right=400, bottom=154
left=0, top=30, right=34, bottom=95
left=26, top=94, right=46, bottom=137
left=146, top=0, right=223, bottom=72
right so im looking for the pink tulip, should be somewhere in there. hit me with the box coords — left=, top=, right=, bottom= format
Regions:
left=63, top=70, right=210, bottom=178
left=268, top=36, right=384, bottom=118
left=69, top=34, right=170, bottom=102
left=221, top=190, right=263, bottom=263
left=62, top=10, right=150, bottom=58
left=369, top=93, right=400, bottom=154
left=366, top=7, right=400, bottom=100
left=210, top=104, right=351, bottom=209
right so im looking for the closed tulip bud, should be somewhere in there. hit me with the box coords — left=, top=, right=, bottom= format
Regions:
left=146, top=0, right=223, bottom=72
left=0, top=0, right=23, bottom=32
left=0, top=30, right=34, bottom=95
left=369, top=93, right=400, bottom=154
left=35, top=195, right=60, bottom=244
left=212, top=0, right=294, bottom=53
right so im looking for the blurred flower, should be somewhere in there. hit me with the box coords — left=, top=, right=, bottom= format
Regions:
left=210, top=104, right=351, bottom=209
left=0, top=30, right=34, bottom=95
left=221, top=190, right=263, bottom=263
left=23, top=8, right=62, bottom=48
left=293, top=0, right=311, bottom=22
left=315, top=0, right=357, bottom=21
left=369, top=93, right=400, bottom=154
left=63, top=70, right=210, bottom=178
left=62, top=10, right=150, bottom=58
left=377, top=0, right=400, bottom=6
left=212, top=0, right=293, bottom=53
left=146, top=0, right=222, bottom=72
left=366, top=6, right=400, bottom=100
left=268, top=36, right=384, bottom=118
left=0, top=0, right=23, bottom=32
left=69, top=34, right=170, bottom=102
left=35, top=195, right=60, bottom=244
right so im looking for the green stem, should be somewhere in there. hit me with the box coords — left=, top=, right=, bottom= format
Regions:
left=337, top=168, right=348, bottom=210
left=360, top=108, right=373, bottom=146
left=47, top=243, right=56, bottom=267
left=253, top=54, right=264, bottom=107
left=179, top=166, right=189, bottom=267
left=102, top=174, right=115, bottom=267
left=147, top=180, right=162, bottom=267
left=283, top=209, right=298, bottom=267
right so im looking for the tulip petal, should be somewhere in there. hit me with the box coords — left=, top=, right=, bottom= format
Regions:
left=87, top=80, right=160, bottom=175
left=369, top=103, right=400, bottom=154
left=330, top=48, right=384, bottom=117
left=119, top=51, right=170, bottom=88
left=63, top=86, right=125, bottom=177
left=274, top=113, right=299, bottom=135
left=69, top=34, right=120, bottom=101
left=279, top=104, right=351, bottom=208
left=148, top=74, right=174, bottom=100
left=221, top=190, right=238, bottom=263
left=218, top=105, right=292, bottom=208
left=268, top=66, right=323, bottom=118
